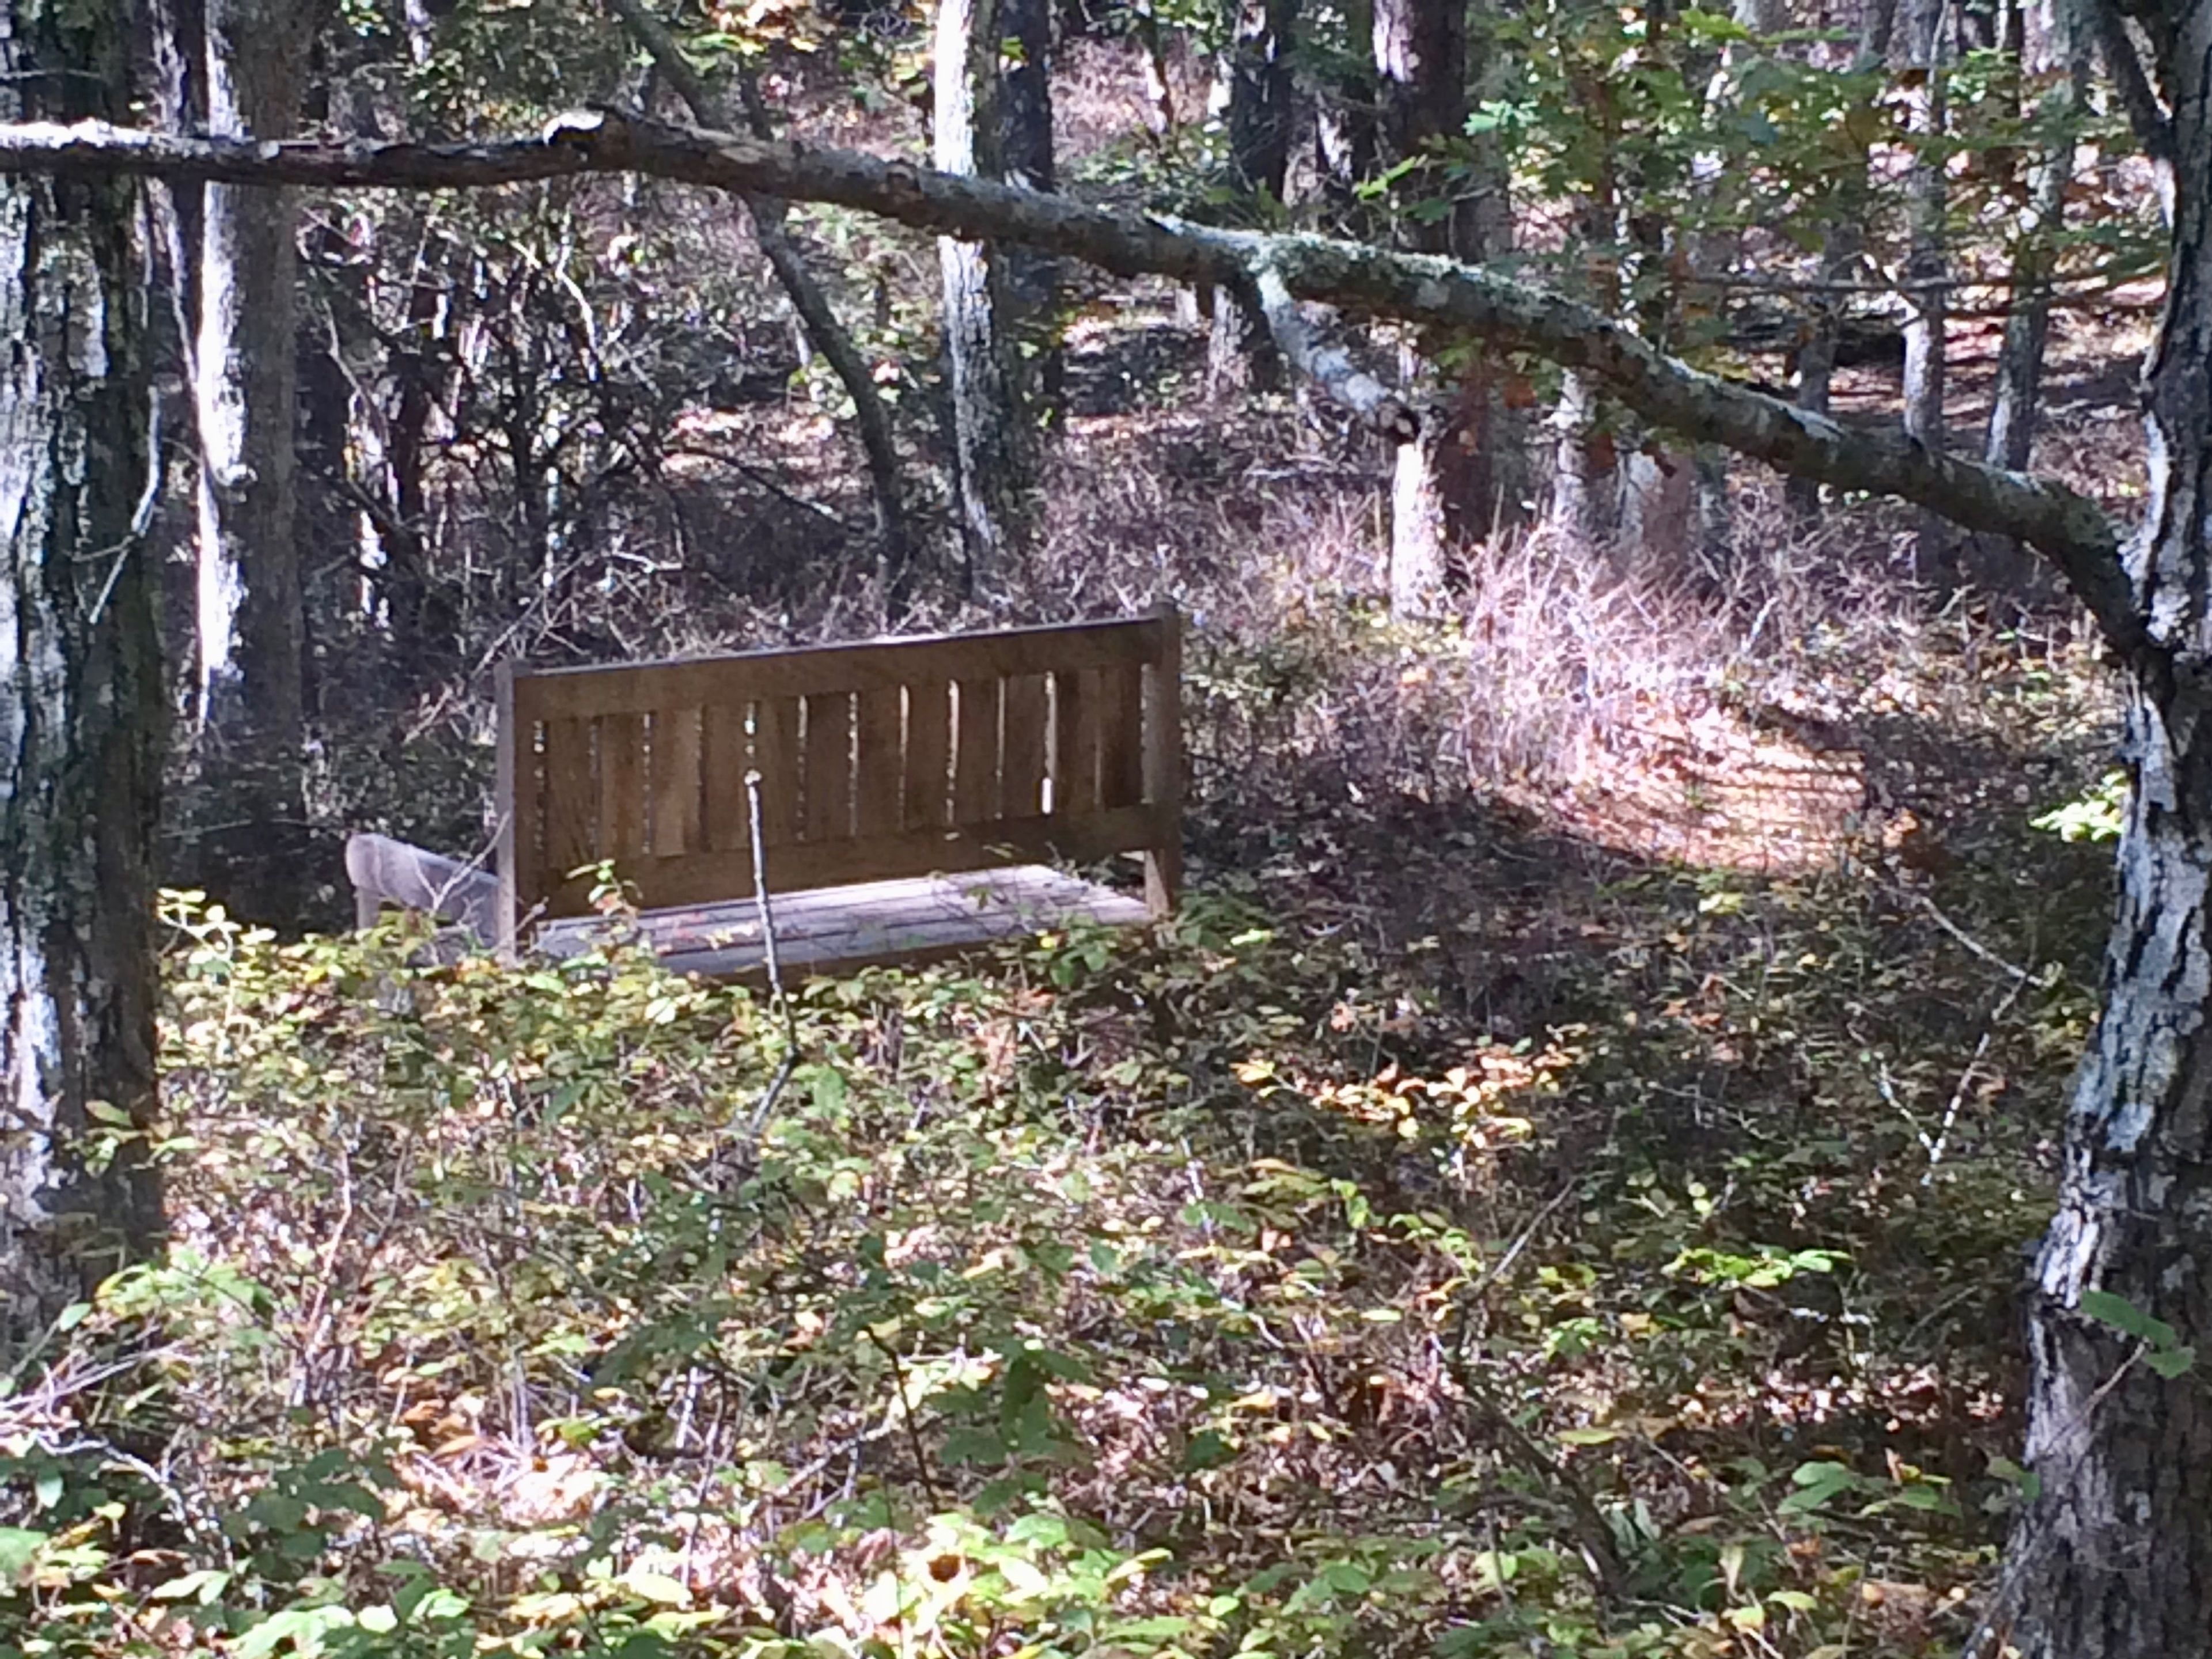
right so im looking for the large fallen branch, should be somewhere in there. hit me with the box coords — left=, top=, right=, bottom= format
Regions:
left=0, top=109, right=2141, bottom=654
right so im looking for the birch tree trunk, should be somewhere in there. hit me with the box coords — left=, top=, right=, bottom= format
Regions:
left=193, top=0, right=316, bottom=917
left=935, top=0, right=1033, bottom=592
left=1900, top=0, right=1954, bottom=584
left=1976, top=7, right=2212, bottom=1652
left=0, top=1, right=164, bottom=1355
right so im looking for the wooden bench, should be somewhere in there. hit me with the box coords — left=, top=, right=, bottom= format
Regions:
left=346, top=607, right=1183, bottom=977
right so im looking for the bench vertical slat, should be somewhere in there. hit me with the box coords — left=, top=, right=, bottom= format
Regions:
left=652, top=707, right=704, bottom=856
left=904, top=679, right=952, bottom=830
left=1001, top=673, right=1048, bottom=819
left=854, top=686, right=904, bottom=839
left=804, top=691, right=854, bottom=842
left=495, top=663, right=522, bottom=951
left=599, top=714, right=649, bottom=863
left=1052, top=669, right=1100, bottom=816
left=702, top=702, right=751, bottom=853
left=756, top=696, right=802, bottom=846
left=1099, top=662, right=1145, bottom=809
left=543, top=715, right=598, bottom=880
left=1143, top=604, right=1183, bottom=915
left=954, top=677, right=999, bottom=823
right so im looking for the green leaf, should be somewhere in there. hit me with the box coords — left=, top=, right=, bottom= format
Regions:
left=622, top=1570, right=692, bottom=1606
left=2080, top=1288, right=2179, bottom=1350
left=0, top=1528, right=49, bottom=1580
left=2149, top=1344, right=2198, bottom=1379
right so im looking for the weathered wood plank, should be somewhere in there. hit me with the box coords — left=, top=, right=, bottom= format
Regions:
left=756, top=696, right=802, bottom=846
left=1143, top=604, right=1184, bottom=916
left=854, top=685, right=904, bottom=839
left=1099, top=661, right=1145, bottom=808
left=904, top=679, right=952, bottom=830
left=495, top=662, right=524, bottom=946
left=953, top=677, right=999, bottom=824
left=1001, top=673, right=1048, bottom=819
left=804, top=691, right=854, bottom=842
left=516, top=615, right=1167, bottom=719
left=599, top=713, right=648, bottom=863
left=538, top=865, right=1153, bottom=980
left=1053, top=668, right=1100, bottom=817
left=652, top=706, right=704, bottom=857
left=537, top=804, right=1172, bottom=915
left=543, top=716, right=597, bottom=880
left=702, top=702, right=750, bottom=853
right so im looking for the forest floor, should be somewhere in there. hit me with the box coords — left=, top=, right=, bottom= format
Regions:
left=16, top=296, right=2139, bottom=1657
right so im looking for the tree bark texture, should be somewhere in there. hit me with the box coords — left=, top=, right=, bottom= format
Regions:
left=1208, top=0, right=1297, bottom=397
left=0, top=3, right=164, bottom=1355
left=999, top=0, right=1063, bottom=419
left=934, top=0, right=1033, bottom=592
left=1315, top=0, right=1377, bottom=229
left=194, top=0, right=311, bottom=740
left=1979, top=6, right=2212, bottom=1650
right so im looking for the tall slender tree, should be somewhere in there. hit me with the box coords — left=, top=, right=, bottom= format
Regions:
left=1900, top=0, right=1954, bottom=582
left=191, top=0, right=319, bottom=919
left=1208, top=0, right=1298, bottom=396
left=1000, top=0, right=1063, bottom=419
left=0, top=1, right=164, bottom=1354
left=935, top=0, right=1035, bottom=590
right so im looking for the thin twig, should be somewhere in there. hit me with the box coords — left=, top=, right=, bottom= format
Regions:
left=734, top=767, right=799, bottom=1154
left=1914, top=891, right=2033, bottom=983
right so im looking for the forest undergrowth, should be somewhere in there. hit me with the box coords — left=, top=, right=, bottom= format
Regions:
left=6, top=378, right=2132, bottom=1655
left=7, top=53, right=2149, bottom=1637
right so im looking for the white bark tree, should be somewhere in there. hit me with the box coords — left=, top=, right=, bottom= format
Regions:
left=0, top=2, right=164, bottom=1356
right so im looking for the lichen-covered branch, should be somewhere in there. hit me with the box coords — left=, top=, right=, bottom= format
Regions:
left=0, top=109, right=2137, bottom=652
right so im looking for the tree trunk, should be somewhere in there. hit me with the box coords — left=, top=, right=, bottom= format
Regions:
left=1900, top=0, right=1953, bottom=585
left=999, top=0, right=1063, bottom=422
left=192, top=0, right=316, bottom=922
left=935, top=0, right=1033, bottom=593
left=1984, top=0, right=2085, bottom=474
left=1788, top=0, right=1896, bottom=519
left=1979, top=10, right=2212, bottom=1653
left=0, top=1, right=164, bottom=1356
left=1974, top=0, right=2085, bottom=599
left=1315, top=0, right=1376, bottom=231
left=1375, top=0, right=1522, bottom=613
left=1208, top=0, right=1297, bottom=397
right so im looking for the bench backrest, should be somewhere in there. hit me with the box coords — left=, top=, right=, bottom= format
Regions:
left=495, top=607, right=1181, bottom=943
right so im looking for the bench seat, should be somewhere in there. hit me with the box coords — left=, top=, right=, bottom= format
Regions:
left=535, top=865, right=1151, bottom=979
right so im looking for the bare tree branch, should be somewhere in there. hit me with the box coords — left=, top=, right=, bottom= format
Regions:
left=0, top=110, right=2139, bottom=653
left=1250, top=264, right=1418, bottom=440
left=601, top=0, right=915, bottom=595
